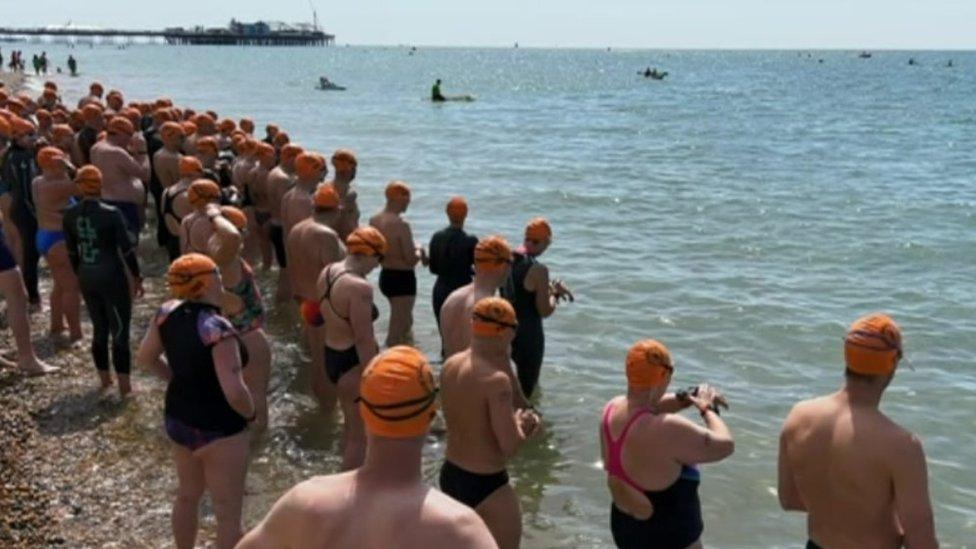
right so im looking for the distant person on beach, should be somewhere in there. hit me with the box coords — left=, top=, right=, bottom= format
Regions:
left=65, top=166, right=142, bottom=396
left=329, top=149, right=359, bottom=241
left=32, top=147, right=82, bottom=342
left=137, top=253, right=255, bottom=549
left=316, top=226, right=386, bottom=470
left=600, top=339, right=733, bottom=549
left=90, top=116, right=150, bottom=239
left=266, top=143, right=303, bottom=301
left=67, top=55, right=77, bottom=76
left=778, top=314, right=938, bottom=549
left=428, top=196, right=477, bottom=332
left=1, top=116, right=42, bottom=305
left=286, top=183, right=344, bottom=413
left=369, top=180, right=427, bottom=347
left=500, top=218, right=573, bottom=399
left=237, top=346, right=496, bottom=549
left=432, top=79, right=446, bottom=102
left=440, top=297, right=543, bottom=549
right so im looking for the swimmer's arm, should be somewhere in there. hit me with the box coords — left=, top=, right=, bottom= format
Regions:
left=487, top=377, right=524, bottom=459
left=655, top=393, right=693, bottom=414
left=237, top=486, right=302, bottom=549
left=893, top=435, right=938, bottom=549
left=136, top=323, right=171, bottom=382
left=179, top=217, right=190, bottom=254
left=213, top=338, right=256, bottom=420
left=400, top=224, right=420, bottom=267
left=667, top=412, right=734, bottom=464
left=428, top=235, right=441, bottom=275
left=207, top=212, right=242, bottom=265
left=350, top=285, right=379, bottom=366
left=777, top=423, right=805, bottom=511
left=117, top=147, right=149, bottom=182
left=62, top=214, right=80, bottom=272
left=114, top=211, right=141, bottom=278
left=528, top=264, right=557, bottom=317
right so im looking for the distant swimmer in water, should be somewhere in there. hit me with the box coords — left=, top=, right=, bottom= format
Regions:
left=432, top=79, right=446, bottom=102
left=67, top=55, right=77, bottom=76
left=946, top=59, right=953, bottom=68
left=778, top=314, right=938, bottom=549
left=908, top=58, right=917, bottom=66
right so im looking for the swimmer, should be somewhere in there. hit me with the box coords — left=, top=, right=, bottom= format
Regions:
left=232, top=139, right=262, bottom=266
left=89, top=116, right=150, bottom=240
left=500, top=218, right=573, bottom=399
left=266, top=143, right=304, bottom=301
left=1, top=116, right=42, bottom=304
left=279, top=150, right=322, bottom=239
left=207, top=206, right=272, bottom=432
left=440, top=236, right=511, bottom=357
left=32, top=146, right=82, bottom=341
left=77, top=81, right=104, bottom=109
left=75, top=103, right=104, bottom=165
left=216, top=118, right=236, bottom=151
left=237, top=346, right=495, bottom=549
left=184, top=113, right=217, bottom=156
left=247, top=142, right=277, bottom=269
left=329, top=149, right=359, bottom=241
left=778, top=314, right=938, bottom=549
left=34, top=109, right=53, bottom=142
left=137, top=253, right=255, bottom=549
left=161, top=157, right=201, bottom=261
left=64, top=166, right=143, bottom=395
left=239, top=118, right=254, bottom=136
left=263, top=124, right=279, bottom=146
left=153, top=121, right=185, bottom=192
left=179, top=179, right=225, bottom=255
left=49, top=124, right=83, bottom=166
left=440, top=297, right=543, bottom=549
left=370, top=180, right=427, bottom=346
left=432, top=79, right=447, bottom=102
left=428, top=196, right=478, bottom=331
left=600, top=340, right=733, bottom=549
left=316, top=226, right=386, bottom=470
left=105, top=90, right=124, bottom=115
left=286, top=184, right=345, bottom=413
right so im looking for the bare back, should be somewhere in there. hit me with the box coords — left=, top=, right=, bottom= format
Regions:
left=32, top=174, right=76, bottom=231
left=316, top=263, right=371, bottom=350
left=153, top=148, right=181, bottom=189
left=288, top=219, right=345, bottom=301
left=369, top=211, right=414, bottom=270
left=281, top=185, right=314, bottom=238
left=441, top=350, right=511, bottom=473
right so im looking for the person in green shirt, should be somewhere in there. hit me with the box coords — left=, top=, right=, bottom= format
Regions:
left=432, top=79, right=446, bottom=102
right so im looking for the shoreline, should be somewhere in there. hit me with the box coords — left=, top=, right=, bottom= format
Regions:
left=0, top=71, right=28, bottom=93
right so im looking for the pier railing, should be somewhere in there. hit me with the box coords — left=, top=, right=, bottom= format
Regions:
left=0, top=27, right=334, bottom=46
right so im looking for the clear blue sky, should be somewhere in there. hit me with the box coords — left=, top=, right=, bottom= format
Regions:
left=8, top=0, right=976, bottom=49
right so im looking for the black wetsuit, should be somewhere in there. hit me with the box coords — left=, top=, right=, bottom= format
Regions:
left=64, top=199, right=140, bottom=375
left=501, top=252, right=545, bottom=398
left=161, top=185, right=187, bottom=261
left=0, top=144, right=40, bottom=302
left=76, top=125, right=98, bottom=165
left=427, top=226, right=477, bottom=326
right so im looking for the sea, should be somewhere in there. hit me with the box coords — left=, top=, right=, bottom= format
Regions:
left=19, top=43, right=976, bottom=547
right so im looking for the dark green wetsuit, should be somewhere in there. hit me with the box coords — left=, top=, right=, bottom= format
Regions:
left=64, top=199, right=141, bottom=375
left=432, top=82, right=446, bottom=102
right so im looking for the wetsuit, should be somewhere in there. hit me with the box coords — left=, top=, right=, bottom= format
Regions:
left=0, top=144, right=40, bottom=302
left=319, top=265, right=379, bottom=384
left=439, top=461, right=509, bottom=509
left=500, top=252, right=545, bottom=398
left=155, top=300, right=249, bottom=451
left=161, top=185, right=187, bottom=261
left=428, top=226, right=477, bottom=326
left=432, top=83, right=446, bottom=102
left=63, top=199, right=140, bottom=375
left=76, top=126, right=98, bottom=165
left=603, top=406, right=704, bottom=549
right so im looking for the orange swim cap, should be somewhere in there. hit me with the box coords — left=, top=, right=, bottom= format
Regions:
left=219, top=205, right=247, bottom=231
left=153, top=108, right=174, bottom=126
left=625, top=340, right=673, bottom=390
left=36, top=146, right=65, bottom=172
left=35, top=109, right=52, bottom=123
left=75, top=165, right=103, bottom=196
left=167, top=253, right=218, bottom=300
left=82, top=103, right=103, bottom=122
left=231, top=135, right=247, bottom=155
left=257, top=142, right=276, bottom=162
left=218, top=118, right=236, bottom=134
left=472, top=297, right=518, bottom=338
left=272, top=132, right=290, bottom=148
left=10, top=116, right=35, bottom=138
left=359, top=346, right=438, bottom=439
left=280, top=144, right=304, bottom=166
left=473, top=236, right=512, bottom=271
left=120, top=107, right=141, bottom=125
left=446, top=196, right=468, bottom=223
left=160, top=121, right=185, bottom=142
left=346, top=226, right=388, bottom=258
left=192, top=113, right=216, bottom=131
left=385, top=180, right=411, bottom=202
left=525, top=217, right=553, bottom=241
left=844, top=313, right=903, bottom=376
left=314, top=184, right=340, bottom=210
left=107, top=116, right=134, bottom=136
left=331, top=148, right=357, bottom=171
left=187, top=179, right=221, bottom=208
left=51, top=124, right=74, bottom=143
left=181, top=121, right=197, bottom=136
left=179, top=156, right=204, bottom=177
left=294, top=151, right=325, bottom=180
left=195, top=136, right=219, bottom=156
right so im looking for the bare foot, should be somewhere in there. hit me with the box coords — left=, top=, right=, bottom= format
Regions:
left=20, top=359, right=59, bottom=376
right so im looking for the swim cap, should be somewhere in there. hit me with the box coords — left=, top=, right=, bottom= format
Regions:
left=179, top=156, right=204, bottom=177
left=473, top=236, right=512, bottom=271
left=187, top=179, right=221, bottom=208
left=219, top=205, right=247, bottom=231
left=36, top=146, right=65, bottom=172
left=314, top=184, right=340, bottom=210
left=160, top=121, right=185, bottom=142
left=295, top=152, right=325, bottom=180
left=154, top=97, right=173, bottom=109
left=195, top=136, right=219, bottom=156
left=10, top=117, right=35, bottom=138
left=257, top=142, right=276, bottom=162
left=346, top=226, right=388, bottom=258
left=332, top=148, right=357, bottom=171
left=525, top=217, right=553, bottom=241
left=472, top=297, right=518, bottom=338
left=299, top=300, right=324, bottom=328
left=625, top=340, right=673, bottom=390
left=51, top=110, right=69, bottom=124
left=167, top=253, right=218, bottom=300
left=192, top=113, right=216, bottom=132
left=120, top=107, right=141, bottom=125
left=844, top=313, right=903, bottom=376
left=75, top=165, right=103, bottom=196
left=42, top=87, right=57, bottom=99
left=218, top=118, right=236, bottom=134
left=385, top=180, right=411, bottom=202
left=272, top=131, right=290, bottom=148
left=239, top=118, right=254, bottom=134
left=35, top=109, right=52, bottom=124
left=446, top=196, right=468, bottom=223
left=181, top=121, right=197, bottom=136
left=5, top=97, right=24, bottom=114
left=231, top=135, right=247, bottom=155
left=135, top=102, right=152, bottom=116
left=107, top=116, right=134, bottom=136
left=82, top=103, right=103, bottom=122
left=152, top=108, right=174, bottom=126
left=280, top=144, right=304, bottom=166
left=359, top=346, right=438, bottom=439
left=51, top=124, right=74, bottom=143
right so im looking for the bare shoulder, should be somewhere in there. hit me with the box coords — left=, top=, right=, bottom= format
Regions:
left=424, top=489, right=496, bottom=548
left=442, top=351, right=466, bottom=374
left=782, top=395, right=831, bottom=431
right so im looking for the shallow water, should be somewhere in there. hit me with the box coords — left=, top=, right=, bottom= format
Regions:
left=24, top=44, right=976, bottom=546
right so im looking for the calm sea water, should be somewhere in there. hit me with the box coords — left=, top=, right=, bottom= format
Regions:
left=23, top=43, right=976, bottom=547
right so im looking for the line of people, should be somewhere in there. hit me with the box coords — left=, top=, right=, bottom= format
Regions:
left=0, top=80, right=939, bottom=549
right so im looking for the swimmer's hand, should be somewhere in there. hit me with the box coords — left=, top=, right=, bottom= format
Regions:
left=551, top=279, right=574, bottom=303
left=686, top=384, right=728, bottom=415
left=517, top=409, right=543, bottom=438
left=417, top=246, right=429, bottom=267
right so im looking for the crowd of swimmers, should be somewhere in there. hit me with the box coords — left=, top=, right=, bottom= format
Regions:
left=1, top=49, right=78, bottom=77
left=0, top=79, right=940, bottom=548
